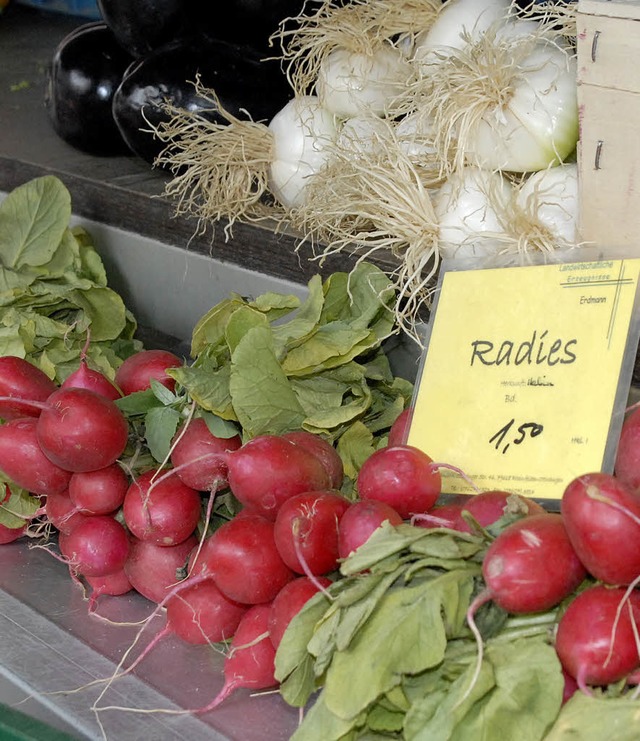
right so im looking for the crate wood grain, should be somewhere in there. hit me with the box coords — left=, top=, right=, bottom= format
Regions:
left=577, top=0, right=640, bottom=250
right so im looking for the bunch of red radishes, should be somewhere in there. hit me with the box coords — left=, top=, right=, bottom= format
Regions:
left=337, top=405, right=640, bottom=706
left=413, top=426, right=640, bottom=703
left=5, top=348, right=640, bottom=716
left=0, top=349, right=427, bottom=709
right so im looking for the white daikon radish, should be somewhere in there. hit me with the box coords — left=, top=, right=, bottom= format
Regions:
left=337, top=113, right=390, bottom=154
left=317, top=43, right=411, bottom=117
left=465, top=38, right=579, bottom=173
left=413, top=0, right=512, bottom=67
left=408, top=23, right=579, bottom=175
left=293, top=123, right=442, bottom=342
left=151, top=84, right=338, bottom=231
left=513, top=163, right=580, bottom=250
left=395, top=111, right=439, bottom=163
left=276, top=0, right=440, bottom=97
left=151, top=81, right=275, bottom=234
left=434, top=166, right=513, bottom=259
left=268, top=96, right=338, bottom=209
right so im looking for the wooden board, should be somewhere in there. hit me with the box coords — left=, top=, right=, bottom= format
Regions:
left=578, top=0, right=640, bottom=22
left=577, top=11, right=640, bottom=93
left=578, top=85, right=640, bottom=248
left=577, top=0, right=640, bottom=249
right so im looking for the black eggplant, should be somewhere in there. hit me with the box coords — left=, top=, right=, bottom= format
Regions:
left=98, top=0, right=305, bottom=57
left=45, top=22, right=135, bottom=156
left=191, top=0, right=306, bottom=53
left=96, top=0, right=192, bottom=58
left=112, top=37, right=293, bottom=166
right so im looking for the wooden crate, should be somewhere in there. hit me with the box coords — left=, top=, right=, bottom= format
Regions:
left=577, top=0, right=640, bottom=249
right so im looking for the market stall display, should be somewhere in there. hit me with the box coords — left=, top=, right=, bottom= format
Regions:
left=3, top=0, right=640, bottom=739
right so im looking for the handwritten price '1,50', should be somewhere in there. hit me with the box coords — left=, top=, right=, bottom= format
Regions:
left=489, top=418, right=544, bottom=454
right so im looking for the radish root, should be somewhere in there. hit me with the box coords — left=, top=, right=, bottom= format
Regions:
left=457, top=588, right=492, bottom=708
left=291, top=518, right=335, bottom=600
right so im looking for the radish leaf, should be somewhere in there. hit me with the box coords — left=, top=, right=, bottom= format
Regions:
left=230, top=324, right=306, bottom=436
left=145, top=406, right=181, bottom=462
left=0, top=175, right=70, bottom=268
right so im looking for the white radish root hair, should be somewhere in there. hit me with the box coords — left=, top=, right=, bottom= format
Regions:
left=394, top=23, right=568, bottom=177
left=291, top=123, right=440, bottom=343
left=506, top=168, right=581, bottom=255
left=274, top=0, right=440, bottom=96
left=517, top=0, right=577, bottom=42
left=150, top=77, right=282, bottom=239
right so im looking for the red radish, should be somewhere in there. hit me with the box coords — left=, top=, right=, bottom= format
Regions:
left=61, top=333, right=122, bottom=401
left=414, top=492, right=545, bottom=532
left=45, top=490, right=92, bottom=534
left=85, top=568, right=133, bottom=611
left=273, top=491, right=350, bottom=576
left=561, top=668, right=578, bottom=705
left=561, top=472, right=640, bottom=586
left=0, top=356, right=57, bottom=420
left=36, top=387, right=129, bottom=472
left=194, top=603, right=277, bottom=713
left=388, top=408, right=412, bottom=447
left=338, top=499, right=403, bottom=559
left=170, top=417, right=241, bottom=492
left=356, top=445, right=441, bottom=519
left=413, top=502, right=464, bottom=531
left=615, top=407, right=640, bottom=491
left=114, top=579, right=248, bottom=679
left=62, top=360, right=122, bottom=401
left=124, top=534, right=197, bottom=603
left=462, top=513, right=587, bottom=703
left=58, top=515, right=130, bottom=577
left=0, top=485, right=27, bottom=544
left=123, top=470, right=201, bottom=547
left=165, top=579, right=247, bottom=644
left=0, top=523, right=26, bottom=544
left=114, top=349, right=182, bottom=395
left=225, top=435, right=333, bottom=519
left=282, top=430, right=344, bottom=490
left=454, top=491, right=546, bottom=533
left=68, top=464, right=129, bottom=515
left=268, top=576, right=331, bottom=650
left=475, top=513, right=586, bottom=615
left=0, top=417, right=72, bottom=496
left=555, top=584, right=640, bottom=691
left=190, top=513, right=294, bottom=604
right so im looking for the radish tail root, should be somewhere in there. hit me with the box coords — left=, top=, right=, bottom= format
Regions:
left=456, top=588, right=492, bottom=708
left=430, top=461, right=481, bottom=493
left=584, top=484, right=640, bottom=529
left=292, top=519, right=334, bottom=600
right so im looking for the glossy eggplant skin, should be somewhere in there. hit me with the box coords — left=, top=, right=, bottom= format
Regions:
left=97, top=0, right=305, bottom=57
left=193, top=0, right=306, bottom=53
left=96, top=0, right=191, bottom=58
left=112, top=38, right=293, bottom=166
left=45, top=22, right=135, bottom=156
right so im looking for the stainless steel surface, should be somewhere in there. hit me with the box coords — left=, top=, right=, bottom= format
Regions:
left=0, top=540, right=300, bottom=740
left=71, top=218, right=309, bottom=345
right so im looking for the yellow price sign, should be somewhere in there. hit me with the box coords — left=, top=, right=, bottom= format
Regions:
left=407, top=258, right=640, bottom=501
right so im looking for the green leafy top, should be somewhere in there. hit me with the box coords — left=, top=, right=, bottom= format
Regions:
left=166, top=262, right=413, bottom=476
left=275, top=521, right=566, bottom=741
left=0, top=176, right=140, bottom=382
